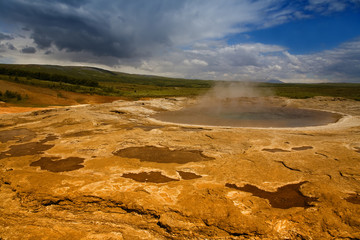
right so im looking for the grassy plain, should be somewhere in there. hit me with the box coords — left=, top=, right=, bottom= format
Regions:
left=0, top=64, right=359, bottom=107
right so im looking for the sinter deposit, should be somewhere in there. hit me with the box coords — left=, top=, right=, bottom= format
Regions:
left=1, top=96, right=360, bottom=239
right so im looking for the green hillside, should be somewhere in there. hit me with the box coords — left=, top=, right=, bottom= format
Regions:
left=0, top=64, right=213, bottom=98
left=0, top=64, right=359, bottom=101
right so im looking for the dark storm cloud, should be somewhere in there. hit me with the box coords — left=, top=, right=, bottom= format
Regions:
left=0, top=0, right=359, bottom=82
left=0, top=32, right=14, bottom=41
left=7, top=43, right=16, bottom=50
left=21, top=46, right=37, bottom=54
left=0, top=0, right=183, bottom=61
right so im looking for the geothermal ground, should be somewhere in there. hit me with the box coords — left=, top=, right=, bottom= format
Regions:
left=0, top=96, right=360, bottom=239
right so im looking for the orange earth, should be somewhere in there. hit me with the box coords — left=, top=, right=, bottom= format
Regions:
left=0, top=96, right=360, bottom=239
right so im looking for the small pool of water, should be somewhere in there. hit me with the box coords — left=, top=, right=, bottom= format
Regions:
left=154, top=103, right=341, bottom=128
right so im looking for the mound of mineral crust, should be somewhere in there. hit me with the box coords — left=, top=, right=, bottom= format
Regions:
left=1, top=96, right=360, bottom=239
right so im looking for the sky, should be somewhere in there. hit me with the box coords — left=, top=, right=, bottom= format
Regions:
left=0, top=0, right=360, bottom=83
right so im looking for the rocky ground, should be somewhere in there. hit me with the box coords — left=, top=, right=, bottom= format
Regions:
left=0, top=96, right=360, bottom=239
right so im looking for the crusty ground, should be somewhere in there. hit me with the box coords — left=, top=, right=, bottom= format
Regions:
left=0, top=96, right=360, bottom=239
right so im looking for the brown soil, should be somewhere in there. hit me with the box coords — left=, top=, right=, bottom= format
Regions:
left=177, top=171, right=202, bottom=180
left=30, top=156, right=85, bottom=172
left=292, top=146, right=314, bottom=151
left=226, top=182, right=317, bottom=209
left=0, top=79, right=121, bottom=108
left=0, top=128, right=36, bottom=143
left=114, top=146, right=214, bottom=164
left=262, top=148, right=290, bottom=153
left=0, top=107, right=56, bottom=114
left=1, top=97, right=360, bottom=239
left=0, top=135, right=57, bottom=159
left=122, top=171, right=179, bottom=183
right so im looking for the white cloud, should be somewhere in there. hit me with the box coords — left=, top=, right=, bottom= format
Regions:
left=0, top=0, right=359, bottom=83
left=305, top=0, right=359, bottom=14
left=184, top=59, right=208, bottom=66
left=124, top=39, right=360, bottom=83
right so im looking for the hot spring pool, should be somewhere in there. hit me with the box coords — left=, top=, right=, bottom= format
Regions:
left=153, top=103, right=341, bottom=128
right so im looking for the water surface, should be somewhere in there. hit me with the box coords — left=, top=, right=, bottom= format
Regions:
left=154, top=103, right=341, bottom=128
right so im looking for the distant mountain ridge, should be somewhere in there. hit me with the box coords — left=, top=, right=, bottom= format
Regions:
left=266, top=79, right=284, bottom=84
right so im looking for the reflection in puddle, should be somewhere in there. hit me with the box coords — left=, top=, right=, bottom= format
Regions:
left=226, top=182, right=317, bottom=209
left=177, top=171, right=202, bottom=180
left=0, top=135, right=58, bottom=159
left=114, top=146, right=214, bottom=164
left=30, top=156, right=84, bottom=172
left=122, top=171, right=179, bottom=183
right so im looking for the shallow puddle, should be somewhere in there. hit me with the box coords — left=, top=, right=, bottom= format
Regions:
left=122, top=171, right=179, bottom=183
left=114, top=146, right=214, bottom=164
left=30, top=156, right=84, bottom=172
left=0, top=128, right=36, bottom=143
left=292, top=146, right=314, bottom=151
left=226, top=182, right=317, bottom=209
left=345, top=194, right=360, bottom=204
left=0, top=135, right=57, bottom=159
left=177, top=171, right=202, bottom=180
left=262, top=148, right=290, bottom=153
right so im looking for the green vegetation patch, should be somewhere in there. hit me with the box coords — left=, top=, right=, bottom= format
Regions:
left=0, top=90, right=24, bottom=102
left=0, top=64, right=359, bottom=101
left=258, top=83, right=360, bottom=101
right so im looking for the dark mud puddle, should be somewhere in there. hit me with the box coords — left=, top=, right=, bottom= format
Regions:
left=62, top=130, right=95, bottom=138
left=263, top=146, right=314, bottom=153
left=0, top=128, right=36, bottom=143
left=262, top=148, right=290, bottom=153
left=226, top=182, right=317, bottom=209
left=122, top=171, right=179, bottom=183
left=345, top=194, right=360, bottom=205
left=114, top=146, right=214, bottom=164
left=292, top=146, right=313, bottom=151
left=0, top=135, right=58, bottom=159
left=177, top=171, right=202, bottom=180
left=355, top=147, right=360, bottom=154
left=31, top=156, right=84, bottom=172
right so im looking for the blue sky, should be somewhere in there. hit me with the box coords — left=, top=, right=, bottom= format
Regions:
left=0, top=0, right=359, bottom=83
left=229, top=8, right=360, bottom=55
